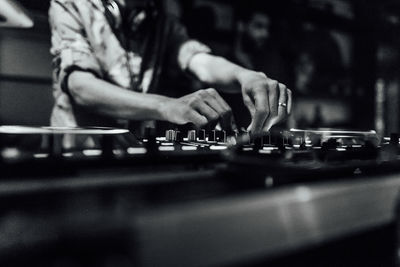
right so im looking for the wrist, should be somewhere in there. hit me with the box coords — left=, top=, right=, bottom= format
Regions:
left=235, top=68, right=253, bottom=85
left=236, top=69, right=267, bottom=87
left=153, top=95, right=174, bottom=121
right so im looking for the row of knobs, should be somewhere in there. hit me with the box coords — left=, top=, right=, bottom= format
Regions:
left=240, top=132, right=292, bottom=148
left=165, top=129, right=292, bottom=147
left=165, top=129, right=227, bottom=143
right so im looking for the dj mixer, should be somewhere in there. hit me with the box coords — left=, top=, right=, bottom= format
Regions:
left=1, top=125, right=400, bottom=267
left=1, top=125, right=397, bottom=183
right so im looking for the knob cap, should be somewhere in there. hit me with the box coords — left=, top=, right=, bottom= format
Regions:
left=165, top=130, right=175, bottom=142
left=198, top=129, right=206, bottom=141
left=188, top=130, right=197, bottom=142
left=208, top=130, right=217, bottom=142
left=262, top=133, right=271, bottom=146
left=217, top=130, right=227, bottom=143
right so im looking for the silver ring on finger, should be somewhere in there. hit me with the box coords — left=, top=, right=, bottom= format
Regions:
left=278, top=102, right=287, bottom=108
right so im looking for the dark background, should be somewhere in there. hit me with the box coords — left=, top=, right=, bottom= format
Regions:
left=1, top=0, right=400, bottom=136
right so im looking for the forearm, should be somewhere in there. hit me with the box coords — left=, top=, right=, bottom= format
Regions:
left=188, top=53, right=255, bottom=92
left=68, top=71, right=169, bottom=121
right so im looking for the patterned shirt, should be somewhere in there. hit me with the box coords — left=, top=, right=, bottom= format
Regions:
left=49, top=0, right=211, bottom=128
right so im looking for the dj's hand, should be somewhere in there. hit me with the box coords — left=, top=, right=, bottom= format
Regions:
left=238, top=71, right=292, bottom=133
left=162, top=88, right=236, bottom=131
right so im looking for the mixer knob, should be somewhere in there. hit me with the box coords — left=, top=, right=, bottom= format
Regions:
left=188, top=130, right=197, bottom=142
left=322, top=138, right=340, bottom=150
left=262, top=134, right=271, bottom=146
left=217, top=130, right=227, bottom=143
left=165, top=130, right=175, bottom=141
left=253, top=136, right=263, bottom=150
left=242, top=131, right=251, bottom=145
left=175, top=130, right=183, bottom=142
left=198, top=129, right=206, bottom=141
left=253, top=133, right=271, bottom=148
left=209, top=130, right=217, bottom=142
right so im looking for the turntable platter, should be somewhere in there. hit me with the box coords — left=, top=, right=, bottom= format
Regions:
left=0, top=126, right=129, bottom=135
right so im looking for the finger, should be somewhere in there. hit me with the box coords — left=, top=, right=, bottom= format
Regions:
left=261, top=80, right=282, bottom=131
left=231, top=118, right=238, bottom=133
left=205, top=88, right=230, bottom=111
left=204, top=88, right=237, bottom=131
left=243, top=93, right=256, bottom=132
left=194, top=100, right=220, bottom=124
left=243, top=93, right=255, bottom=117
left=276, top=83, right=288, bottom=121
left=287, top=88, right=293, bottom=115
left=186, top=109, right=208, bottom=128
left=251, top=88, right=270, bottom=134
left=263, top=83, right=287, bottom=132
left=267, top=80, right=279, bottom=119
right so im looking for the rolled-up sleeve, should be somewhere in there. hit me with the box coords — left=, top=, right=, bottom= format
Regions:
left=49, top=0, right=103, bottom=94
left=178, top=40, right=211, bottom=71
left=167, top=18, right=211, bottom=72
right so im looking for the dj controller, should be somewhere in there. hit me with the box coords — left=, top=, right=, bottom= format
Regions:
left=1, top=125, right=398, bottom=184
left=1, top=125, right=400, bottom=267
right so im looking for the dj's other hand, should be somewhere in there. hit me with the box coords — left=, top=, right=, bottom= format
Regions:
left=161, top=88, right=236, bottom=130
left=238, top=71, right=292, bottom=133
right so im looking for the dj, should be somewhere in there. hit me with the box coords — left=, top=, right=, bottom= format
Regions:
left=49, top=0, right=292, bottom=135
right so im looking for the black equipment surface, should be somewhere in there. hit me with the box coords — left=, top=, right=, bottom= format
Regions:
left=0, top=126, right=400, bottom=266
